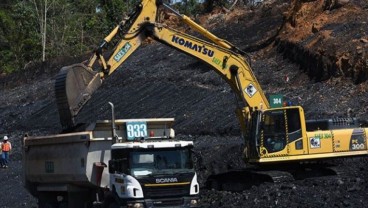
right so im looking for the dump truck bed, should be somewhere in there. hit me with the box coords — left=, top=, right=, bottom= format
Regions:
left=23, top=118, right=175, bottom=194
left=23, top=132, right=112, bottom=189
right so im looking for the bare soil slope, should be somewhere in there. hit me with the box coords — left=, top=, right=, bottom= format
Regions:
left=0, top=0, right=367, bottom=207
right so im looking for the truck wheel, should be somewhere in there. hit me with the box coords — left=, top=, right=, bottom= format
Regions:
left=38, top=194, right=57, bottom=208
left=102, top=193, right=119, bottom=208
left=108, top=201, right=120, bottom=208
left=38, top=202, right=56, bottom=208
left=58, top=202, right=68, bottom=208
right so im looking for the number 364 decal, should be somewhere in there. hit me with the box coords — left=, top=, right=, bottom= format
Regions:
left=126, top=121, right=148, bottom=140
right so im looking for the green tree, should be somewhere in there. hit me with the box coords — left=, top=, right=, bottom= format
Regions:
left=0, top=2, right=40, bottom=73
left=0, top=0, right=221, bottom=74
left=177, top=0, right=201, bottom=15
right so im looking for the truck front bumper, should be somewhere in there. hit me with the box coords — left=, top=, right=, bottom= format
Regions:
left=126, top=196, right=199, bottom=208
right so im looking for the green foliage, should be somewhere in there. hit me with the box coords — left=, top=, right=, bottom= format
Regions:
left=0, top=0, right=219, bottom=75
left=0, top=10, right=14, bottom=73
left=174, top=0, right=202, bottom=15
left=102, top=0, right=136, bottom=25
left=202, top=0, right=241, bottom=12
left=0, top=2, right=41, bottom=74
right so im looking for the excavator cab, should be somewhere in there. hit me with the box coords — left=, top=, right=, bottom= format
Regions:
left=247, top=106, right=306, bottom=163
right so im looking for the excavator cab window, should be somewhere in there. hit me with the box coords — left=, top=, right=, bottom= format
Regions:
left=262, top=110, right=287, bottom=153
left=261, top=108, right=303, bottom=153
left=285, top=108, right=302, bottom=143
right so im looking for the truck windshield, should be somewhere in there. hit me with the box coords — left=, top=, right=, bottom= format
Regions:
left=129, top=148, right=193, bottom=177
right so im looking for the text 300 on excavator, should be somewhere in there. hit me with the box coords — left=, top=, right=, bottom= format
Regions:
left=56, top=0, right=368, bottom=183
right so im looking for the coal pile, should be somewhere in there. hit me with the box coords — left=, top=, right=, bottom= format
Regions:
left=1, top=0, right=368, bottom=207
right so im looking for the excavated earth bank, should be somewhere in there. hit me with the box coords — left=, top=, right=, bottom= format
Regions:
left=278, top=0, right=368, bottom=83
left=0, top=0, right=368, bottom=207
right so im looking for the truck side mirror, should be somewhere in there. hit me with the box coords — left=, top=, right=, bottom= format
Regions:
left=109, top=159, right=129, bottom=174
left=120, top=160, right=128, bottom=173
left=108, top=160, right=116, bottom=173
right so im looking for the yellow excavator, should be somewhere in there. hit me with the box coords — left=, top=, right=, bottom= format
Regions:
left=55, top=0, right=368, bottom=171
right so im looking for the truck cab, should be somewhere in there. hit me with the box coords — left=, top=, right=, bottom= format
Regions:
left=108, top=140, right=198, bottom=207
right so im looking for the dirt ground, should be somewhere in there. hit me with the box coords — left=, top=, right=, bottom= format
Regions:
left=0, top=0, right=368, bottom=207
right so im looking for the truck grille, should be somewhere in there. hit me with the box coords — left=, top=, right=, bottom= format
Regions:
left=152, top=198, right=184, bottom=207
left=143, top=184, right=190, bottom=198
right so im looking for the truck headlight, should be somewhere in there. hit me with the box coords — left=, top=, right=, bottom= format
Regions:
left=127, top=202, right=144, bottom=208
left=190, top=199, right=198, bottom=206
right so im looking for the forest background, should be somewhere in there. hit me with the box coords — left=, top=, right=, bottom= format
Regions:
left=0, top=0, right=258, bottom=75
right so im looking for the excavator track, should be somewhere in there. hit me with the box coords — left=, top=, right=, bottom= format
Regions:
left=205, top=163, right=348, bottom=192
left=54, top=64, right=102, bottom=130
left=253, top=170, right=294, bottom=183
left=206, top=169, right=295, bottom=191
left=322, top=166, right=346, bottom=178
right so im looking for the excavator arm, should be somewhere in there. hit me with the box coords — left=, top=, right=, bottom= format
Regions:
left=55, top=0, right=159, bottom=129
left=55, top=0, right=269, bottom=131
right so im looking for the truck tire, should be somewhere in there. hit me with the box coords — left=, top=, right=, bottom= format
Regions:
left=38, top=194, right=57, bottom=208
left=39, top=201, right=68, bottom=208
left=58, top=202, right=68, bottom=208
left=39, top=199, right=69, bottom=208
left=108, top=201, right=120, bottom=208
left=102, top=193, right=119, bottom=208
left=38, top=202, right=56, bottom=208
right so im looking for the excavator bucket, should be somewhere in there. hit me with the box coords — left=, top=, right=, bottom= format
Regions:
left=54, top=64, right=102, bottom=130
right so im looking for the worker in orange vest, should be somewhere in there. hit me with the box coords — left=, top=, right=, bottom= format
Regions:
left=1, top=136, right=12, bottom=168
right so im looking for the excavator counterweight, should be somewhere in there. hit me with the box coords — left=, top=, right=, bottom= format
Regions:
left=55, top=64, right=101, bottom=129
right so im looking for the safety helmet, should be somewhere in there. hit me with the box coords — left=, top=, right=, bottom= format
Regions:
left=3, top=136, right=8, bottom=141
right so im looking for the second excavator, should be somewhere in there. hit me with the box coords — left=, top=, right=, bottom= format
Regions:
left=55, top=0, right=368, bottom=178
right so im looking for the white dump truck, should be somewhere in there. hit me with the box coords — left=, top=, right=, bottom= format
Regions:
left=23, top=117, right=199, bottom=208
